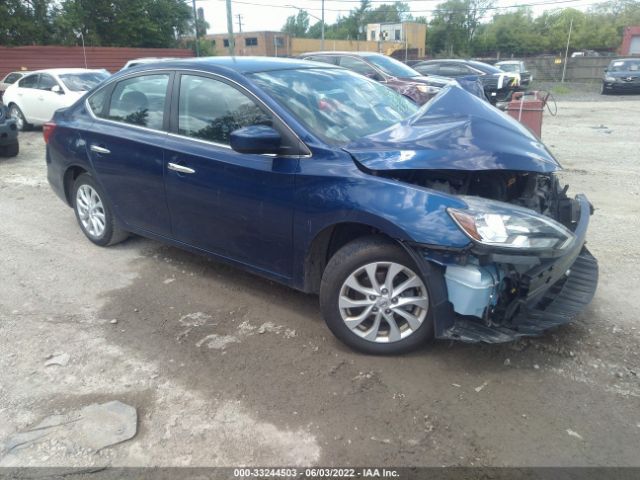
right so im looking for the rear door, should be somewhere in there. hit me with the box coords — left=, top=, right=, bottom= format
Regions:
left=13, top=74, right=40, bottom=121
left=163, top=72, right=298, bottom=279
left=84, top=72, right=172, bottom=236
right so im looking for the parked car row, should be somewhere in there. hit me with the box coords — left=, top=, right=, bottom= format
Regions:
left=2, top=68, right=109, bottom=131
left=44, top=56, right=598, bottom=354
left=411, top=59, right=521, bottom=104
left=602, top=58, right=640, bottom=94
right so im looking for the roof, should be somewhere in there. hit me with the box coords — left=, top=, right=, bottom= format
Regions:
left=299, top=51, right=383, bottom=58
left=131, top=56, right=339, bottom=74
left=26, top=68, right=106, bottom=75
left=495, top=60, right=523, bottom=64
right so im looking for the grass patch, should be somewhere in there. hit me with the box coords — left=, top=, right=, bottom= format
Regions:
left=550, top=84, right=572, bottom=95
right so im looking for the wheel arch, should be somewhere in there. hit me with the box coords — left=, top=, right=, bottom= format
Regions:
left=63, top=165, right=89, bottom=206
left=302, top=221, right=407, bottom=294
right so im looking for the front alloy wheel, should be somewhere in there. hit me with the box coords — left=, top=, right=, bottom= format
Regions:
left=320, top=236, right=434, bottom=354
left=339, top=262, right=429, bottom=343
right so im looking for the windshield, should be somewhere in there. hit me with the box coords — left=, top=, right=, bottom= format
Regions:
left=365, top=55, right=420, bottom=78
left=468, top=61, right=503, bottom=74
left=59, top=72, right=110, bottom=92
left=608, top=59, right=640, bottom=72
left=251, top=68, right=419, bottom=145
left=497, top=63, right=521, bottom=73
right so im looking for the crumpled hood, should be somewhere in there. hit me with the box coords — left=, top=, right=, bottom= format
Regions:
left=343, top=84, right=561, bottom=173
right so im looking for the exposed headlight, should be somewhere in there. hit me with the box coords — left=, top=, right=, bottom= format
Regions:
left=448, top=197, right=575, bottom=251
left=416, top=84, right=440, bottom=94
left=604, top=76, right=616, bottom=82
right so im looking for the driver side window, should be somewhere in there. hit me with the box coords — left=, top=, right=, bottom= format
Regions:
left=177, top=74, right=272, bottom=145
left=38, top=74, right=59, bottom=91
left=338, top=57, right=381, bottom=80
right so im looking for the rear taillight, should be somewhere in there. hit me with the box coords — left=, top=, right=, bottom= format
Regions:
left=43, top=122, right=56, bottom=144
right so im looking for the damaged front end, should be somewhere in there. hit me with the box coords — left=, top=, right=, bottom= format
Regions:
left=345, top=85, right=598, bottom=343
left=398, top=170, right=598, bottom=343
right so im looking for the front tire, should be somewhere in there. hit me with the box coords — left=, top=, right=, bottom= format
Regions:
left=320, top=236, right=434, bottom=354
left=73, top=173, right=128, bottom=246
left=8, top=104, right=31, bottom=131
left=0, top=142, right=19, bottom=157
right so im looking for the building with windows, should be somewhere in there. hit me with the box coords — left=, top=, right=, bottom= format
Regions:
left=206, top=31, right=290, bottom=57
left=620, top=26, right=640, bottom=55
left=366, top=22, right=427, bottom=57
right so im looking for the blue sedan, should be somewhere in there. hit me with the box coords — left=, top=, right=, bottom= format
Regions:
left=45, top=57, right=598, bottom=354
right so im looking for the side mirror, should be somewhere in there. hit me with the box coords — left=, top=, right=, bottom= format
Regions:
left=230, top=125, right=281, bottom=155
left=51, top=85, right=63, bottom=94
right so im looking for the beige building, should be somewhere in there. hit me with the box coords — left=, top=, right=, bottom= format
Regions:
left=206, top=26, right=423, bottom=58
left=366, top=22, right=427, bottom=57
left=207, top=31, right=291, bottom=57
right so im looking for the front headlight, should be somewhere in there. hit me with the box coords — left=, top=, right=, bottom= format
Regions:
left=604, top=76, right=616, bottom=82
left=448, top=197, right=575, bottom=251
left=416, top=84, right=440, bottom=94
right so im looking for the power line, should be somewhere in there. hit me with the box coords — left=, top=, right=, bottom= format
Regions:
left=221, top=0, right=603, bottom=14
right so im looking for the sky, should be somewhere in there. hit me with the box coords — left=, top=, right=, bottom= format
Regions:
left=197, top=0, right=606, bottom=34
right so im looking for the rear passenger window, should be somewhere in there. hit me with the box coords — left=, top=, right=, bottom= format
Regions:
left=19, top=74, right=39, bottom=89
left=106, top=74, right=169, bottom=130
left=178, top=74, right=271, bottom=145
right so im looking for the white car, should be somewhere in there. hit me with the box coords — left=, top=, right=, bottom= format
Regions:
left=3, top=68, right=110, bottom=131
left=120, top=57, right=179, bottom=70
left=0, top=71, right=29, bottom=100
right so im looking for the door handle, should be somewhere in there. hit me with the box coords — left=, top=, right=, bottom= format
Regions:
left=90, top=145, right=111, bottom=154
left=168, top=163, right=195, bottom=174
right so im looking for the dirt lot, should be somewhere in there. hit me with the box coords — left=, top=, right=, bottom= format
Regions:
left=1, top=94, right=639, bottom=468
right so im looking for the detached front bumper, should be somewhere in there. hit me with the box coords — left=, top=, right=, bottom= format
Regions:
left=431, top=194, right=598, bottom=343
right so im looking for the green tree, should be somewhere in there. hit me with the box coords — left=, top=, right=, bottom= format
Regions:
left=282, top=10, right=310, bottom=37
left=54, top=0, right=191, bottom=47
left=0, top=0, right=56, bottom=45
left=428, top=0, right=495, bottom=56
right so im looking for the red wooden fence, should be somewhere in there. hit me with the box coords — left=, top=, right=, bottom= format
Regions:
left=0, top=46, right=194, bottom=79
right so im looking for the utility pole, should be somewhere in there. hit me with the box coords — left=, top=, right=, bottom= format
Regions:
left=192, top=0, right=200, bottom=57
left=561, top=18, right=573, bottom=83
left=236, top=14, right=243, bottom=33
left=321, top=0, right=325, bottom=50
left=226, top=0, right=235, bottom=56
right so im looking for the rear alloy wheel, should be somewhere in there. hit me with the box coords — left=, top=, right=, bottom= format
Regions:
left=73, top=173, right=128, bottom=246
left=320, top=236, right=433, bottom=354
left=8, top=104, right=30, bottom=131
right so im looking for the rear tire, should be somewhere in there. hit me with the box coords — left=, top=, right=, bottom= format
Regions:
left=320, top=236, right=434, bottom=355
left=72, top=173, right=128, bottom=246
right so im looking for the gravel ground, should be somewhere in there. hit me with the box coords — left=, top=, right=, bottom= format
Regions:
left=0, top=94, right=639, bottom=468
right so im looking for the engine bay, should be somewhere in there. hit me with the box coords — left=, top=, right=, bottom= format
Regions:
left=378, top=169, right=580, bottom=228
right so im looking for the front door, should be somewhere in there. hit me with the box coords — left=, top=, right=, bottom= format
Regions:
left=163, top=73, right=297, bottom=279
left=33, top=74, right=69, bottom=123
left=84, top=72, right=172, bottom=236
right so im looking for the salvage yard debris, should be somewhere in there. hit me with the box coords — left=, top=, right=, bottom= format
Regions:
left=1, top=401, right=137, bottom=460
